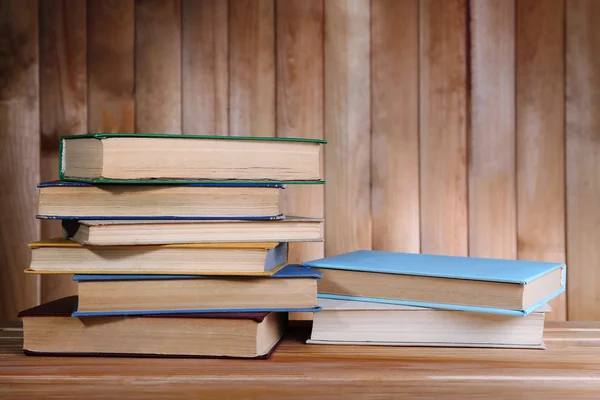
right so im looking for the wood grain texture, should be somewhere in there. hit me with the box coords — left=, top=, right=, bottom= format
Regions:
left=2, top=322, right=600, bottom=399
left=135, top=0, right=182, bottom=134
left=517, top=0, right=566, bottom=321
left=229, top=0, right=275, bottom=136
left=182, top=0, right=228, bottom=135
left=87, top=0, right=134, bottom=133
left=419, top=0, right=468, bottom=256
left=371, top=0, right=419, bottom=253
left=566, top=0, right=600, bottom=321
left=0, top=0, right=40, bottom=321
left=469, top=0, right=516, bottom=259
left=39, top=0, right=86, bottom=303
left=276, top=0, right=324, bottom=265
left=324, top=0, right=371, bottom=257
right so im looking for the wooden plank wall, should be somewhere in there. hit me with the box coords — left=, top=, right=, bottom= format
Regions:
left=0, top=0, right=598, bottom=321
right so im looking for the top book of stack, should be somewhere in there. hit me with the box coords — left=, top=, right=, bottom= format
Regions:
left=59, top=134, right=326, bottom=184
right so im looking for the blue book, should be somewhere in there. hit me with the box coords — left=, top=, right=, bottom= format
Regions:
left=302, top=251, right=566, bottom=316
left=37, top=180, right=284, bottom=220
left=72, top=265, right=322, bottom=316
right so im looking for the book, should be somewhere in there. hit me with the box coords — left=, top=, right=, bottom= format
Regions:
left=59, top=133, right=326, bottom=183
left=307, top=298, right=548, bottom=349
left=37, top=180, right=283, bottom=220
left=18, top=296, right=286, bottom=359
left=71, top=265, right=322, bottom=316
left=303, top=250, right=566, bottom=316
left=27, top=239, right=288, bottom=275
left=62, top=216, right=323, bottom=245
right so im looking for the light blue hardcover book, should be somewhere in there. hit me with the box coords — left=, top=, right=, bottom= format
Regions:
left=303, top=250, right=566, bottom=316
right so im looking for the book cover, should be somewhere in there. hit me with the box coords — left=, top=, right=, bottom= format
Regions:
left=73, top=264, right=322, bottom=281
left=18, top=295, right=271, bottom=322
left=28, top=238, right=280, bottom=250
left=316, top=297, right=552, bottom=313
left=59, top=133, right=327, bottom=185
left=303, top=250, right=565, bottom=285
left=315, top=294, right=558, bottom=317
left=72, top=306, right=321, bottom=317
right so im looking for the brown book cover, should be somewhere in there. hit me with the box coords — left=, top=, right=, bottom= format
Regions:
left=18, top=296, right=271, bottom=322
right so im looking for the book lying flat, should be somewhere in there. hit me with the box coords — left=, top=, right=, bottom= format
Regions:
left=307, top=298, right=548, bottom=349
left=37, top=180, right=283, bottom=220
left=62, top=216, right=323, bottom=245
left=27, top=239, right=287, bottom=275
left=71, top=265, right=322, bottom=316
left=303, top=250, right=566, bottom=316
left=18, top=296, right=286, bottom=359
left=59, top=133, right=326, bottom=183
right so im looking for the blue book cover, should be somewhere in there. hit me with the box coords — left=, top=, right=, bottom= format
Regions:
left=37, top=180, right=284, bottom=221
left=304, top=250, right=566, bottom=316
left=72, top=306, right=321, bottom=317
left=72, top=265, right=322, bottom=317
left=73, top=264, right=322, bottom=281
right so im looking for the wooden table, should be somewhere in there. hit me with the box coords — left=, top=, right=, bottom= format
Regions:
left=2, top=321, right=600, bottom=399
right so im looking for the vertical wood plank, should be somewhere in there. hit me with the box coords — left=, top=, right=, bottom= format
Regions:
left=324, top=0, right=371, bottom=256
left=229, top=0, right=275, bottom=136
left=0, top=0, right=40, bottom=320
left=39, top=0, right=87, bottom=302
left=182, top=0, right=228, bottom=135
left=276, top=0, right=324, bottom=265
left=276, top=0, right=323, bottom=322
left=135, top=0, right=182, bottom=133
left=87, top=0, right=134, bottom=133
left=517, top=0, right=566, bottom=321
left=371, top=0, right=419, bottom=253
left=566, top=0, right=600, bottom=321
left=420, top=0, right=468, bottom=256
left=469, top=0, right=516, bottom=259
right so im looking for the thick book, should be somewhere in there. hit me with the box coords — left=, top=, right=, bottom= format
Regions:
left=18, top=296, right=286, bottom=359
left=37, top=180, right=283, bottom=220
left=27, top=238, right=287, bottom=275
left=303, top=250, right=566, bottom=316
left=307, top=298, right=548, bottom=349
left=72, top=265, right=322, bottom=316
left=59, top=133, right=326, bottom=183
left=62, top=216, right=323, bottom=245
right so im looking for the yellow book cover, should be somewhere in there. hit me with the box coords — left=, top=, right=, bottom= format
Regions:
left=26, top=238, right=288, bottom=276
left=28, top=238, right=279, bottom=250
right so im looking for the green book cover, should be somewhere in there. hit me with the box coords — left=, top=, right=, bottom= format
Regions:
left=59, top=133, right=326, bottom=185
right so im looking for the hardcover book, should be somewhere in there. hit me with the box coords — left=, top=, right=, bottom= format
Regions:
left=27, top=239, right=288, bottom=275
left=62, top=216, right=323, bottom=245
left=37, top=180, right=284, bottom=220
left=18, top=296, right=286, bottom=359
left=59, top=133, right=326, bottom=184
left=303, top=250, right=566, bottom=316
left=72, top=265, right=322, bottom=316
left=307, top=298, right=549, bottom=349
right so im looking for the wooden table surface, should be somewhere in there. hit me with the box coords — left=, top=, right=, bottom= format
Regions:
left=2, top=321, right=600, bottom=399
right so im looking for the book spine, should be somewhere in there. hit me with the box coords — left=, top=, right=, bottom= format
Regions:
left=58, top=137, right=66, bottom=180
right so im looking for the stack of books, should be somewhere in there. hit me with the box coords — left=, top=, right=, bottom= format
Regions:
left=304, top=251, right=566, bottom=349
left=18, top=133, right=327, bottom=359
